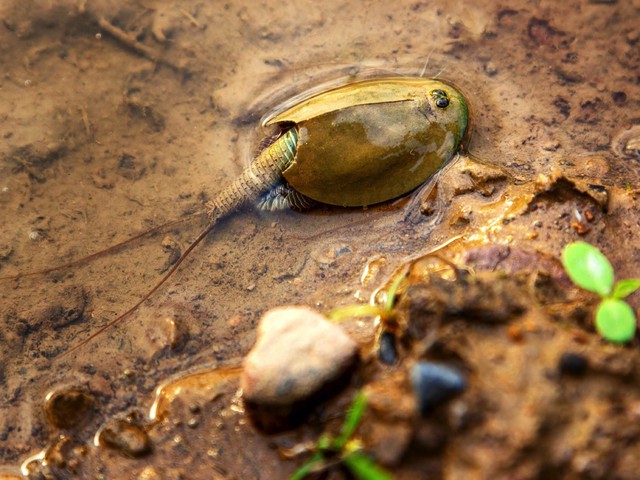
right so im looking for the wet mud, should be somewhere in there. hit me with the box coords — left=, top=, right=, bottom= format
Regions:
left=0, top=0, right=639, bottom=478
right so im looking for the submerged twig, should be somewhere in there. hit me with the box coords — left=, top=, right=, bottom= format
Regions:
left=97, top=17, right=184, bottom=72
left=180, top=9, right=201, bottom=28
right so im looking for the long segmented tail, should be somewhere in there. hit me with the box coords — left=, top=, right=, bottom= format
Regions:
left=206, top=126, right=299, bottom=218
left=64, top=127, right=300, bottom=357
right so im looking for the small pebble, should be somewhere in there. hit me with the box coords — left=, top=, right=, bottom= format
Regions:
left=44, top=388, right=94, bottom=430
left=187, top=418, right=199, bottom=428
left=97, top=420, right=151, bottom=458
left=411, top=362, right=467, bottom=415
left=137, top=466, right=161, bottom=480
left=483, top=61, right=498, bottom=76
left=611, top=91, right=627, bottom=105
left=558, top=352, right=589, bottom=376
left=242, top=306, right=360, bottom=432
left=162, top=316, right=185, bottom=350
left=378, top=331, right=398, bottom=365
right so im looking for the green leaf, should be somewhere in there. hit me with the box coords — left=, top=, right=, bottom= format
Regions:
left=328, top=305, right=383, bottom=322
left=612, top=279, right=640, bottom=299
left=343, top=451, right=394, bottom=480
left=595, top=298, right=637, bottom=344
left=562, top=242, right=614, bottom=297
left=333, top=391, right=367, bottom=450
left=289, top=453, right=325, bottom=480
left=384, top=273, right=407, bottom=312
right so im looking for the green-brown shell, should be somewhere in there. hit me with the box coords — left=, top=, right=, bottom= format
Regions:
left=263, top=77, right=469, bottom=207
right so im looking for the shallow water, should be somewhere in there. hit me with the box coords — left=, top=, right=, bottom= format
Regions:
left=0, top=0, right=639, bottom=477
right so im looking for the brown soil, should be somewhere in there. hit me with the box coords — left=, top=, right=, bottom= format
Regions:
left=0, top=0, right=639, bottom=479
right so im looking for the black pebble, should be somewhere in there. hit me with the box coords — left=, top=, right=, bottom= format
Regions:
left=558, top=352, right=589, bottom=376
left=411, top=362, right=467, bottom=415
left=378, top=331, right=397, bottom=365
left=612, top=91, right=627, bottom=105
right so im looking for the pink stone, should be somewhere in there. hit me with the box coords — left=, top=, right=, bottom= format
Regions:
left=242, top=306, right=358, bottom=406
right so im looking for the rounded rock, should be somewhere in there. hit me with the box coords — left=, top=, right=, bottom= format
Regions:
left=411, top=362, right=467, bottom=415
left=242, top=306, right=358, bottom=431
left=242, top=307, right=358, bottom=406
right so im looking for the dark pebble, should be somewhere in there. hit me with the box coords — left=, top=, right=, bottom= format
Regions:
left=411, top=362, right=467, bottom=415
left=44, top=388, right=94, bottom=430
left=558, top=352, right=589, bottom=376
left=611, top=91, right=627, bottom=105
left=378, top=331, right=397, bottom=365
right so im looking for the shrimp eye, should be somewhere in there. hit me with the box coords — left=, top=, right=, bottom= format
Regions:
left=435, top=97, right=450, bottom=108
left=431, top=89, right=450, bottom=109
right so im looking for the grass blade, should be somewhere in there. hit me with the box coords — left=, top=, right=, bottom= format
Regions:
left=328, top=305, right=383, bottom=322
left=333, top=391, right=367, bottom=450
left=343, top=451, right=394, bottom=480
left=289, top=453, right=325, bottom=480
left=384, top=273, right=406, bottom=312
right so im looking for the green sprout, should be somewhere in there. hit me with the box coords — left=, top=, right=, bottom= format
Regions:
left=562, top=241, right=640, bottom=343
left=328, top=272, right=406, bottom=323
left=290, top=391, right=393, bottom=480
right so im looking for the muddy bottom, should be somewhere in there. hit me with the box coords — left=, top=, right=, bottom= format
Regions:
left=1, top=0, right=639, bottom=478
